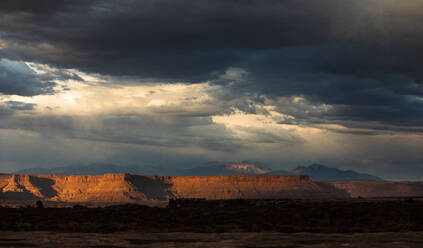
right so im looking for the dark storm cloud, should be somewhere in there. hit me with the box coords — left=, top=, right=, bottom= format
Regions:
left=237, top=44, right=423, bottom=131
left=0, top=59, right=83, bottom=96
left=1, top=0, right=422, bottom=79
left=1, top=0, right=423, bottom=131
left=0, top=0, right=337, bottom=81
left=0, top=59, right=57, bottom=96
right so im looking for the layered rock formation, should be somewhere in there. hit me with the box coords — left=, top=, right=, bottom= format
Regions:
left=1, top=174, right=423, bottom=206
left=0, top=174, right=348, bottom=205
left=327, top=181, right=423, bottom=198
left=169, top=175, right=347, bottom=199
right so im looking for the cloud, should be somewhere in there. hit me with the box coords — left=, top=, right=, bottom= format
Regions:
left=0, top=78, right=305, bottom=170
left=0, top=100, right=36, bottom=117
left=1, top=0, right=423, bottom=132
left=2, top=100, right=36, bottom=111
left=1, top=0, right=423, bottom=178
left=0, top=80, right=248, bottom=152
left=0, top=58, right=84, bottom=96
left=0, top=59, right=58, bottom=96
left=1, top=0, right=421, bottom=81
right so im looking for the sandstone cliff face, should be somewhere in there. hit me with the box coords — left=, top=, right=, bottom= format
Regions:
left=0, top=174, right=11, bottom=188
left=0, top=174, right=347, bottom=204
left=0, top=174, right=139, bottom=202
left=169, top=175, right=346, bottom=199
left=2, top=175, right=40, bottom=194
left=1, top=174, right=423, bottom=206
left=48, top=174, right=143, bottom=202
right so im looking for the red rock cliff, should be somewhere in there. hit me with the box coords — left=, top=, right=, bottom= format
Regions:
left=2, top=174, right=423, bottom=206
left=0, top=174, right=348, bottom=204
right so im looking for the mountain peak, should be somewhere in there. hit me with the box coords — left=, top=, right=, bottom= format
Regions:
left=183, top=162, right=271, bottom=176
left=295, top=164, right=328, bottom=171
left=12, top=162, right=382, bottom=181
left=268, top=164, right=382, bottom=181
left=225, top=163, right=270, bottom=174
left=308, top=164, right=329, bottom=169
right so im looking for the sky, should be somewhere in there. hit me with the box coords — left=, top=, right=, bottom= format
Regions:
left=1, top=0, right=423, bottom=180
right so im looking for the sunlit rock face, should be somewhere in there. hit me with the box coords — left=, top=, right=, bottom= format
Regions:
left=1, top=175, right=28, bottom=193
left=0, top=174, right=347, bottom=205
left=170, top=175, right=347, bottom=199
left=1, top=174, right=423, bottom=206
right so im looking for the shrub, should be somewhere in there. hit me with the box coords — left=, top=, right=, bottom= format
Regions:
left=36, top=200, right=44, bottom=209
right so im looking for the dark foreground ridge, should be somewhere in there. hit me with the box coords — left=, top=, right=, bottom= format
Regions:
left=1, top=198, right=423, bottom=233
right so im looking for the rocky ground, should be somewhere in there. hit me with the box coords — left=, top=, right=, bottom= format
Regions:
left=1, top=231, right=423, bottom=248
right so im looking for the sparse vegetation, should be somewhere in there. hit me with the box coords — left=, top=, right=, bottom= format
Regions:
left=35, top=200, right=44, bottom=209
left=0, top=198, right=423, bottom=233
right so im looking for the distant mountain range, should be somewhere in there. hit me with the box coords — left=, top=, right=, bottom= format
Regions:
left=14, top=162, right=382, bottom=181
left=14, top=163, right=178, bottom=176
left=265, top=164, right=382, bottom=181
left=182, top=161, right=271, bottom=176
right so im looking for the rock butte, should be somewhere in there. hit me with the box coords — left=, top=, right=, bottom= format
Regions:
left=1, top=174, right=423, bottom=206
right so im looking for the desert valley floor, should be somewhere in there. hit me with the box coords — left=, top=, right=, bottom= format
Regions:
left=2, top=231, right=423, bottom=248
left=1, top=198, right=423, bottom=247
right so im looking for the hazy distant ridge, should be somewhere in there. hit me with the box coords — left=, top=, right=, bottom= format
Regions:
left=266, top=164, right=382, bottom=181
left=14, top=163, right=382, bottom=181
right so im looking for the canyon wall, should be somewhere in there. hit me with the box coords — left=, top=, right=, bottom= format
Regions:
left=168, top=175, right=348, bottom=199
left=0, top=174, right=347, bottom=205
left=327, top=181, right=423, bottom=198
left=1, top=174, right=423, bottom=206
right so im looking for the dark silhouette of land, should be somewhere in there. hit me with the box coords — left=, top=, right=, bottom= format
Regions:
left=1, top=198, right=423, bottom=247
left=1, top=198, right=423, bottom=233
left=2, top=231, right=423, bottom=248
